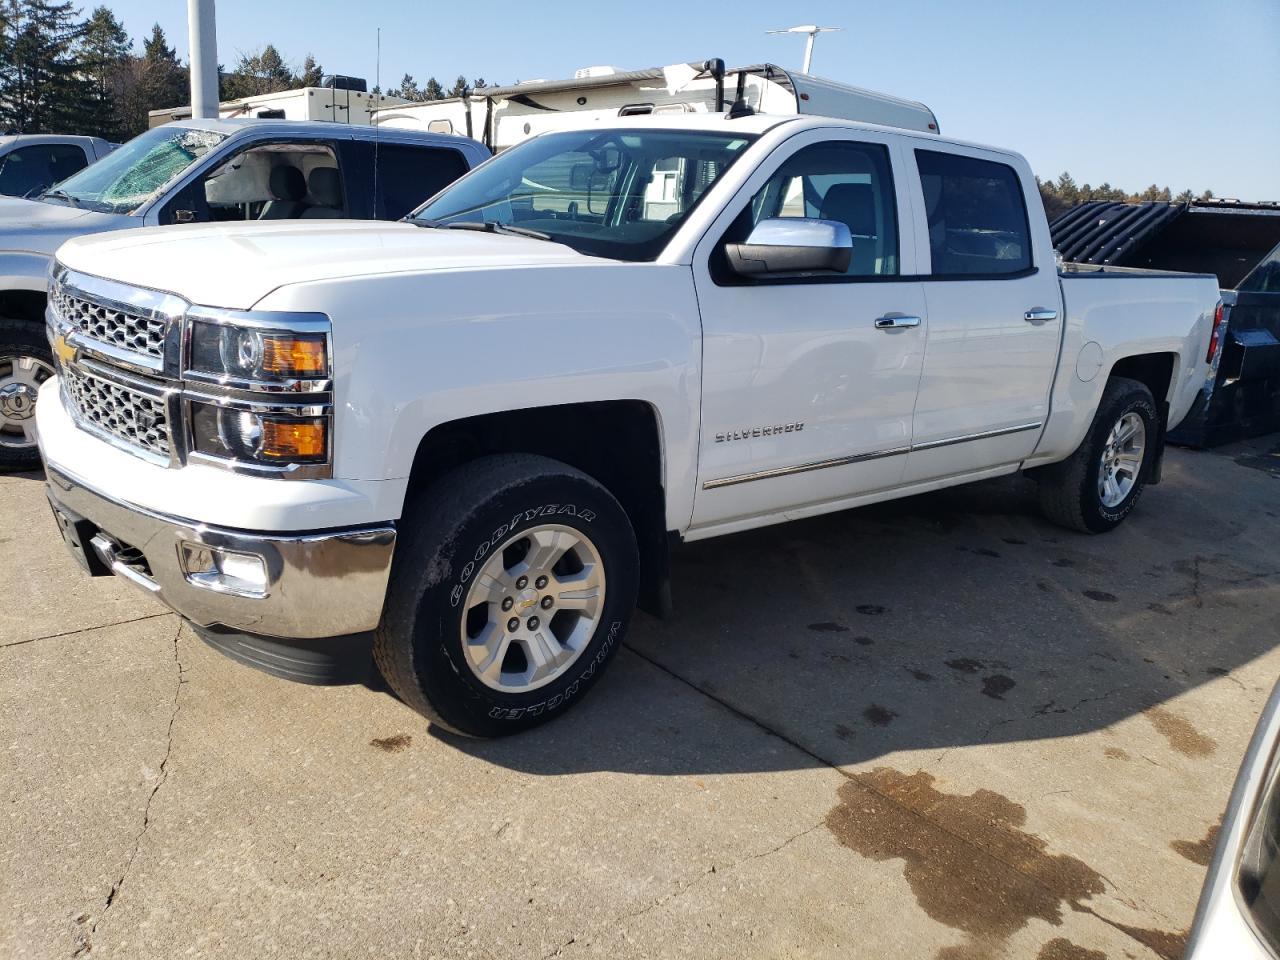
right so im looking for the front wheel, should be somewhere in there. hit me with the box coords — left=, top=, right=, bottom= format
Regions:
left=374, top=454, right=639, bottom=737
left=1036, top=376, right=1158, bottom=533
left=0, top=318, right=55, bottom=471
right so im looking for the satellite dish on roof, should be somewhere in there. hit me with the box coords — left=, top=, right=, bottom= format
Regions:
left=767, top=24, right=842, bottom=74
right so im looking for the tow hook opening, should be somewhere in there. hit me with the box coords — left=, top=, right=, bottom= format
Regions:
left=89, top=532, right=159, bottom=593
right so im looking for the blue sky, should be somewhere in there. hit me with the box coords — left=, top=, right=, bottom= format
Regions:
left=105, top=0, right=1278, bottom=200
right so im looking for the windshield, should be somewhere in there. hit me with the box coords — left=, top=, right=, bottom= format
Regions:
left=413, top=129, right=756, bottom=262
left=47, top=125, right=226, bottom=215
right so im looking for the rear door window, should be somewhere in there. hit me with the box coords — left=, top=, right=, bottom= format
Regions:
left=915, top=150, right=1032, bottom=277
left=375, top=144, right=470, bottom=220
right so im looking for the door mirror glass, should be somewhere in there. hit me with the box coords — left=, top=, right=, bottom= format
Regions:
left=725, top=218, right=853, bottom=278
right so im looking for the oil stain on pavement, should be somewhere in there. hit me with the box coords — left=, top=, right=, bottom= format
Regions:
left=1144, top=706, right=1217, bottom=757
left=825, top=769, right=1186, bottom=959
left=1037, top=938, right=1106, bottom=960
left=370, top=734, right=413, bottom=752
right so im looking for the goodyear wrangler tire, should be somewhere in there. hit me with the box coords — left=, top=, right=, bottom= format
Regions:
left=374, top=453, right=639, bottom=737
left=1036, top=377, right=1158, bottom=534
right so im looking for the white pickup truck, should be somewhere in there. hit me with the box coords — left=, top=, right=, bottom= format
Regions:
left=37, top=113, right=1224, bottom=736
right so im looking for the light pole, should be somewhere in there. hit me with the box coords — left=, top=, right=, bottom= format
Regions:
left=767, top=25, right=842, bottom=74
left=187, top=0, right=219, bottom=119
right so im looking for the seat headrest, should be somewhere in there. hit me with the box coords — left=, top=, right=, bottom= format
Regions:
left=307, top=167, right=342, bottom=208
left=819, top=182, right=876, bottom=236
left=268, top=165, right=306, bottom=202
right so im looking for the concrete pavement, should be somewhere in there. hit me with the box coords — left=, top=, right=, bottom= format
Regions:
left=3, top=437, right=1278, bottom=959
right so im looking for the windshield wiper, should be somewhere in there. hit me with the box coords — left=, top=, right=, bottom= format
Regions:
left=40, top=188, right=81, bottom=207
left=427, top=219, right=553, bottom=242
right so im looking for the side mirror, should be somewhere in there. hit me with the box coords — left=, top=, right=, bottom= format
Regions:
left=725, top=218, right=852, bottom=278
left=569, top=163, right=592, bottom=191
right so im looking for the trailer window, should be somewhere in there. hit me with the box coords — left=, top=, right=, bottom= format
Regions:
left=412, top=128, right=754, bottom=262
left=915, top=150, right=1032, bottom=277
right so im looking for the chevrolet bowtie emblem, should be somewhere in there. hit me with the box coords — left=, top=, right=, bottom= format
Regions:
left=52, top=333, right=76, bottom=366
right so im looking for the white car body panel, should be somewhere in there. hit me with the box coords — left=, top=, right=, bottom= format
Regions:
left=57, top=221, right=588, bottom=311
left=255, top=259, right=704, bottom=530
left=40, top=113, right=1219, bottom=544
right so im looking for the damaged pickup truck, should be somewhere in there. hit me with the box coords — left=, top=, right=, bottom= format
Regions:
left=38, top=114, right=1223, bottom=736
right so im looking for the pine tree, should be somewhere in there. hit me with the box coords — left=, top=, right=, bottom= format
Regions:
left=396, top=72, right=422, bottom=101
left=448, top=74, right=468, bottom=98
left=1054, top=171, right=1079, bottom=207
left=299, top=53, right=323, bottom=87
left=222, top=43, right=294, bottom=100
left=79, top=5, right=130, bottom=139
left=1, top=0, right=95, bottom=134
left=472, top=77, right=486, bottom=90
left=422, top=76, right=443, bottom=101
left=116, top=23, right=185, bottom=136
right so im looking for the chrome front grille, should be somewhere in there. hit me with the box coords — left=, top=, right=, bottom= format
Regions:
left=51, top=286, right=167, bottom=361
left=61, top=362, right=173, bottom=463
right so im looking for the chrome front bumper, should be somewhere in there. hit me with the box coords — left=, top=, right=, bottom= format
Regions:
left=44, top=464, right=396, bottom=639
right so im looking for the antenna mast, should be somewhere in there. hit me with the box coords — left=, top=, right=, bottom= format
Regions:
left=766, top=24, right=842, bottom=74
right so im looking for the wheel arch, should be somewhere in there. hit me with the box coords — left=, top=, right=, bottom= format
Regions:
left=404, top=400, right=673, bottom=617
left=0, top=288, right=48, bottom=324
left=1105, top=351, right=1178, bottom=409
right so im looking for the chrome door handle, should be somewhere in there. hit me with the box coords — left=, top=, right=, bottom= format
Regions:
left=875, top=315, right=922, bottom=329
left=1024, top=308, right=1058, bottom=325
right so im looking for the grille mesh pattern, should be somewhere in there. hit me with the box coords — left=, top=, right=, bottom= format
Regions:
left=52, top=287, right=167, bottom=360
left=63, top=366, right=171, bottom=460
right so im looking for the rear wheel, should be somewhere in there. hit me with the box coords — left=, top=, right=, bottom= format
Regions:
left=0, top=318, right=54, bottom=471
left=1036, top=376, right=1158, bottom=533
left=374, top=454, right=639, bottom=737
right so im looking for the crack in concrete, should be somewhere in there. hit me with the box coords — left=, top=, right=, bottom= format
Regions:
left=980, top=687, right=1129, bottom=741
left=74, top=625, right=185, bottom=958
left=539, top=817, right=824, bottom=958
left=621, top=645, right=1175, bottom=959
left=2, top=611, right=174, bottom=649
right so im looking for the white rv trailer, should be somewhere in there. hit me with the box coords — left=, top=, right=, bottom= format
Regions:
left=148, top=86, right=409, bottom=129
left=372, top=61, right=939, bottom=151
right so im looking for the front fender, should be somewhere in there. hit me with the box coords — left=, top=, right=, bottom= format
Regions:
left=0, top=250, right=52, bottom=293
left=255, top=263, right=704, bottom=532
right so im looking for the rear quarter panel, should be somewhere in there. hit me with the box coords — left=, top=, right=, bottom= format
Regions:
left=1027, top=271, right=1219, bottom=466
left=254, top=262, right=703, bottom=530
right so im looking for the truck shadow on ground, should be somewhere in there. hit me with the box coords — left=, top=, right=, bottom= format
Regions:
left=439, top=449, right=1280, bottom=778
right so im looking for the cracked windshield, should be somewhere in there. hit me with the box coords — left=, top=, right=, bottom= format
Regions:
left=43, top=126, right=225, bottom=214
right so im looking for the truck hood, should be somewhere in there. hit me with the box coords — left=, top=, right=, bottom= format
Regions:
left=56, top=220, right=595, bottom=309
left=0, top=195, right=133, bottom=257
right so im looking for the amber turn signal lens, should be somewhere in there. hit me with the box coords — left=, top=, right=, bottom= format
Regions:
left=260, top=418, right=327, bottom=460
left=261, top=334, right=327, bottom=377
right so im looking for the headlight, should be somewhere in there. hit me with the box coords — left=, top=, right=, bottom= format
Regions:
left=187, top=318, right=330, bottom=387
left=189, top=401, right=328, bottom=466
left=181, top=309, right=334, bottom=478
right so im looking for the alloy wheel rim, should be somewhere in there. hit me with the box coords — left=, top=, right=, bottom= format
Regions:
left=1098, top=411, right=1146, bottom=508
left=459, top=523, right=606, bottom=693
left=0, top=354, right=54, bottom=450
